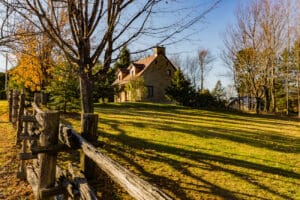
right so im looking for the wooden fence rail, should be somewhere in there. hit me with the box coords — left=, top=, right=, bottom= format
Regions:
left=8, top=90, right=172, bottom=200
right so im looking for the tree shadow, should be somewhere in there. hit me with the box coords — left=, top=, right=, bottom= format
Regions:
left=61, top=104, right=299, bottom=199
left=100, top=114, right=299, bottom=154
left=98, top=115, right=299, bottom=199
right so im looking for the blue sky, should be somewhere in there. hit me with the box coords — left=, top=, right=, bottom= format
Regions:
left=194, top=0, right=240, bottom=89
left=128, top=0, right=245, bottom=90
left=0, top=0, right=244, bottom=90
left=165, top=0, right=244, bottom=90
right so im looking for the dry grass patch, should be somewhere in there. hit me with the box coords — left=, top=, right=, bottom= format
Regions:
left=0, top=101, right=33, bottom=199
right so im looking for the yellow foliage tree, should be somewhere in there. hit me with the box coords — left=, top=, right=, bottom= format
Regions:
left=9, top=26, right=54, bottom=91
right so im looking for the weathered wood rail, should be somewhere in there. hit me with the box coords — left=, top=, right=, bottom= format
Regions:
left=9, top=90, right=172, bottom=200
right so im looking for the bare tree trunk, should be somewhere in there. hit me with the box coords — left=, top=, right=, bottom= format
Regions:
left=286, top=65, right=289, bottom=115
left=79, top=75, right=94, bottom=114
left=200, top=66, right=204, bottom=92
left=255, top=96, right=260, bottom=114
left=271, top=66, right=276, bottom=112
left=238, top=92, right=241, bottom=111
left=198, top=49, right=214, bottom=92
left=264, top=86, right=270, bottom=112
left=286, top=0, right=291, bottom=116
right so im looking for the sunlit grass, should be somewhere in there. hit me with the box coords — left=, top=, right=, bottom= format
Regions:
left=0, top=101, right=34, bottom=198
left=1, top=99, right=299, bottom=199
left=0, top=101, right=14, bottom=166
left=57, top=102, right=300, bottom=199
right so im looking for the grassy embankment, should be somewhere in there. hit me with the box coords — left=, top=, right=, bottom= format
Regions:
left=61, top=102, right=300, bottom=200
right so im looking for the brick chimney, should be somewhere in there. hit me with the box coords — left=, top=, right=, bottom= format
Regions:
left=154, top=46, right=165, bottom=56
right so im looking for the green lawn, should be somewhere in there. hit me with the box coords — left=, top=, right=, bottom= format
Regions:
left=62, top=102, right=300, bottom=200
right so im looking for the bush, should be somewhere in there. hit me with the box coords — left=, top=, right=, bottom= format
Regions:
left=166, top=70, right=227, bottom=109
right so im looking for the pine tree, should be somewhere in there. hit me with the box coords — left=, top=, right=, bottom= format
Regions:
left=46, top=62, right=80, bottom=112
left=93, top=65, right=116, bottom=103
left=114, top=45, right=131, bottom=70
left=165, top=69, right=195, bottom=106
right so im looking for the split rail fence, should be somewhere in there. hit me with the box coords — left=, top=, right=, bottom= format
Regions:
left=8, top=90, right=172, bottom=200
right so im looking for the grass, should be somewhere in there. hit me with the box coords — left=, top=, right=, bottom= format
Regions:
left=0, top=99, right=298, bottom=199
left=0, top=101, right=17, bottom=170
left=0, top=101, right=33, bottom=199
left=60, top=102, right=300, bottom=200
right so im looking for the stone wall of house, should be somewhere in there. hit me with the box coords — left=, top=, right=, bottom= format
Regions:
left=142, top=55, right=176, bottom=102
left=114, top=46, right=177, bottom=103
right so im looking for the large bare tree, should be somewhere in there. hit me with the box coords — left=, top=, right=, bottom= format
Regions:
left=184, top=55, right=198, bottom=89
left=259, top=0, right=287, bottom=112
left=198, top=48, right=214, bottom=92
left=223, top=0, right=266, bottom=113
left=222, top=0, right=299, bottom=114
left=1, top=0, right=221, bottom=116
left=0, top=4, right=16, bottom=48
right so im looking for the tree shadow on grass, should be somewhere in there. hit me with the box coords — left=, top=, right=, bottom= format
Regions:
left=95, top=103, right=300, bottom=126
left=96, top=105, right=300, bottom=153
left=62, top=104, right=299, bottom=199
left=101, top=127, right=300, bottom=179
left=102, top=143, right=191, bottom=199
left=101, top=114, right=299, bottom=154
left=157, top=123, right=299, bottom=153
left=98, top=118, right=299, bottom=200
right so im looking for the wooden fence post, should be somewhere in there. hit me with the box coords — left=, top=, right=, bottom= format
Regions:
left=12, top=90, right=19, bottom=126
left=8, top=90, right=13, bottom=122
left=17, top=109, right=29, bottom=180
left=16, top=92, right=25, bottom=144
left=37, top=111, right=60, bottom=200
left=80, top=113, right=99, bottom=179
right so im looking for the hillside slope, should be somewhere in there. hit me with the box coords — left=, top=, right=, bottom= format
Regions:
left=1, top=101, right=299, bottom=199
left=85, top=103, right=299, bottom=200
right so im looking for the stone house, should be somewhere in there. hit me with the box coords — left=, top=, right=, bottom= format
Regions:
left=113, top=46, right=177, bottom=102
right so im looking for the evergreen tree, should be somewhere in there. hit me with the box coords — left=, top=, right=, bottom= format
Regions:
left=165, top=69, right=195, bottom=106
left=212, top=80, right=225, bottom=101
left=93, top=65, right=116, bottom=103
left=46, top=62, right=80, bottom=112
left=114, top=45, right=131, bottom=70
